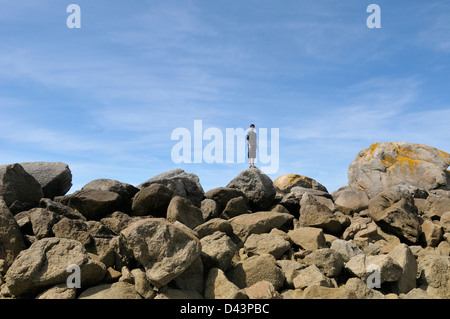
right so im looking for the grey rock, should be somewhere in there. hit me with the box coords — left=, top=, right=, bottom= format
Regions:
left=244, top=233, right=290, bottom=259
left=119, top=219, right=201, bottom=288
left=100, top=211, right=136, bottom=235
left=348, top=142, right=450, bottom=198
left=333, top=188, right=369, bottom=215
left=226, top=168, right=276, bottom=211
left=293, top=265, right=334, bottom=289
left=78, top=282, right=142, bottom=299
left=173, top=256, right=204, bottom=294
left=423, top=193, right=450, bottom=219
left=5, top=238, right=106, bottom=296
left=421, top=220, right=443, bottom=247
left=0, top=164, right=43, bottom=207
left=303, top=248, right=344, bottom=277
left=279, top=186, right=332, bottom=217
left=56, top=189, right=123, bottom=220
left=287, top=227, right=327, bottom=251
left=131, top=183, right=173, bottom=217
left=138, top=169, right=204, bottom=207
left=200, top=198, right=220, bottom=221
left=389, top=244, right=417, bottom=294
left=194, top=218, right=233, bottom=238
left=167, top=196, right=204, bottom=229
left=131, top=268, right=155, bottom=299
left=205, top=268, right=247, bottom=299
left=342, top=217, right=378, bottom=241
left=20, top=162, right=72, bottom=199
left=330, top=239, right=364, bottom=263
left=221, top=196, right=250, bottom=219
left=205, top=187, right=247, bottom=214
left=29, top=208, right=62, bottom=239
left=417, top=254, right=450, bottom=299
left=35, top=284, right=77, bottom=299
left=230, top=211, right=293, bottom=242
left=39, top=198, right=85, bottom=220
left=227, top=254, right=285, bottom=290
left=52, top=218, right=93, bottom=245
left=299, top=193, right=342, bottom=235
left=368, top=186, right=421, bottom=243
left=201, top=232, right=237, bottom=271
left=82, top=178, right=138, bottom=203
left=0, top=199, right=25, bottom=273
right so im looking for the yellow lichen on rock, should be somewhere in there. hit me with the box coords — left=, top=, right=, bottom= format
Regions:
left=362, top=143, right=381, bottom=161
left=273, top=174, right=327, bottom=194
left=274, top=174, right=310, bottom=193
left=348, top=141, right=450, bottom=198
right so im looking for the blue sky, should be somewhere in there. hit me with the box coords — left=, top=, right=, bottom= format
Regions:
left=1, top=0, right=449, bottom=193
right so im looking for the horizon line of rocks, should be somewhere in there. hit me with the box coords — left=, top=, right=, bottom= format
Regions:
left=0, top=141, right=449, bottom=299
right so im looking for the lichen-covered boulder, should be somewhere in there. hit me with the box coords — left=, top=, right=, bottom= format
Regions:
left=348, top=142, right=450, bottom=198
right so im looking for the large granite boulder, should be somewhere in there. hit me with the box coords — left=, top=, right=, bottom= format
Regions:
left=227, top=168, right=276, bottom=211
left=5, top=238, right=106, bottom=296
left=348, top=142, right=450, bottom=198
left=20, top=162, right=72, bottom=199
left=138, top=169, right=204, bottom=207
left=273, top=174, right=328, bottom=194
left=0, top=164, right=43, bottom=207
left=119, top=219, right=201, bottom=288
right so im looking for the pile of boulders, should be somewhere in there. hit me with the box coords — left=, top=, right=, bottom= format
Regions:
left=0, top=142, right=449, bottom=299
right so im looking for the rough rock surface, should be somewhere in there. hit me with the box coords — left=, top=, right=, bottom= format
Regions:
left=5, top=238, right=106, bottom=296
left=299, top=193, right=342, bottom=235
left=200, top=232, right=237, bottom=271
left=119, top=219, right=201, bottom=288
left=1, top=153, right=450, bottom=300
left=348, top=142, right=450, bottom=198
left=230, top=211, right=293, bottom=242
left=227, top=168, right=276, bottom=211
left=333, top=187, right=369, bottom=215
left=273, top=174, right=328, bottom=194
left=56, top=189, right=123, bottom=220
left=227, top=254, right=285, bottom=290
left=288, top=227, right=327, bottom=251
left=138, top=169, right=204, bottom=207
left=244, top=233, right=290, bottom=259
left=166, top=196, right=204, bottom=229
left=78, top=282, right=142, bottom=299
left=0, top=164, right=44, bottom=207
left=368, top=186, right=421, bottom=243
left=204, top=268, right=247, bottom=299
left=0, top=199, right=25, bottom=273
left=20, top=162, right=72, bottom=199
left=131, top=183, right=173, bottom=217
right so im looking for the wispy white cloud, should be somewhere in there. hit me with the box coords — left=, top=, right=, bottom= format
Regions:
left=416, top=2, right=450, bottom=53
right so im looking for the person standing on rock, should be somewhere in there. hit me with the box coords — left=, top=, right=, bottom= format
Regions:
left=247, top=124, right=257, bottom=168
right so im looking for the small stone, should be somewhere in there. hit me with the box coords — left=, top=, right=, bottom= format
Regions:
left=245, top=281, right=281, bottom=299
left=287, top=227, right=327, bottom=251
left=293, top=265, right=334, bottom=289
